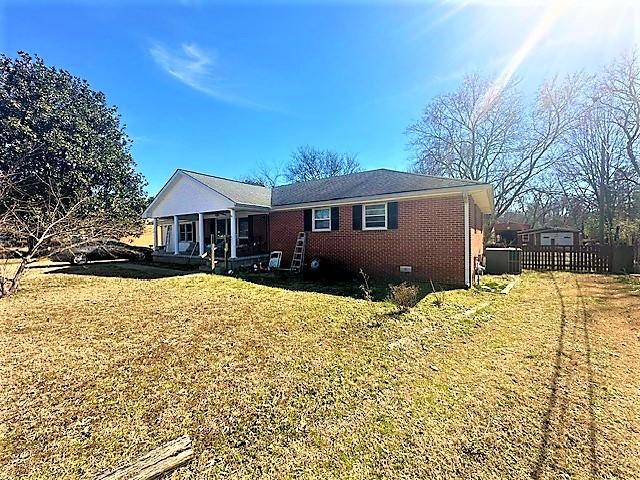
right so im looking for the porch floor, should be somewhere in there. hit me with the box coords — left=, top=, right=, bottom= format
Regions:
left=152, top=251, right=270, bottom=271
left=152, top=252, right=207, bottom=266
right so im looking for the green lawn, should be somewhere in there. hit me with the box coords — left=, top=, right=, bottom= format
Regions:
left=0, top=264, right=639, bottom=479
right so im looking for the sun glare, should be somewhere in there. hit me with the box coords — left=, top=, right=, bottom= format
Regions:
left=440, top=0, right=640, bottom=116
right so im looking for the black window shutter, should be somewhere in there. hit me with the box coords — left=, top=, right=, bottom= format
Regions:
left=331, top=207, right=339, bottom=231
left=303, top=209, right=312, bottom=231
left=388, top=202, right=398, bottom=229
left=352, top=205, right=362, bottom=230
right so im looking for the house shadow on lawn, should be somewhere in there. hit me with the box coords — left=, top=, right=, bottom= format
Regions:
left=237, top=271, right=451, bottom=302
left=45, top=261, right=194, bottom=280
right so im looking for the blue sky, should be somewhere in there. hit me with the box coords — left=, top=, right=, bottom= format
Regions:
left=1, top=1, right=639, bottom=194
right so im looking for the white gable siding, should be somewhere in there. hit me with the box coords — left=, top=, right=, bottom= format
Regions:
left=144, top=172, right=235, bottom=218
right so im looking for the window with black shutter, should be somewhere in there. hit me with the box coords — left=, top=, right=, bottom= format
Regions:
left=363, top=203, right=387, bottom=230
left=330, top=207, right=339, bottom=231
left=352, top=205, right=362, bottom=230
left=312, top=207, right=331, bottom=231
left=388, top=202, right=398, bottom=229
left=303, top=209, right=312, bottom=231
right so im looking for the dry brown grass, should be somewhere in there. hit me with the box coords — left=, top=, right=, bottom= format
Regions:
left=121, top=223, right=154, bottom=248
left=0, top=265, right=639, bottom=479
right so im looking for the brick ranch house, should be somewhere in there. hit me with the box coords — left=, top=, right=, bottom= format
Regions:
left=143, top=168, right=494, bottom=287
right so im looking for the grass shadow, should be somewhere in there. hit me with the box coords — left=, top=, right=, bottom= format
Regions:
left=575, top=277, right=599, bottom=478
left=46, top=262, right=193, bottom=280
left=531, top=272, right=599, bottom=479
left=531, top=272, right=568, bottom=480
left=236, top=271, right=454, bottom=302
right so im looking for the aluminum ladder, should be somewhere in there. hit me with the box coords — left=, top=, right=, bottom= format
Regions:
left=290, top=232, right=306, bottom=273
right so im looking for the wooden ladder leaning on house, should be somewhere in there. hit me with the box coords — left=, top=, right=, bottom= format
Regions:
left=290, top=232, right=306, bottom=273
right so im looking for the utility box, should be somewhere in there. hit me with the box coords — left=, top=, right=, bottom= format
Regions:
left=611, top=245, right=635, bottom=274
left=485, top=247, right=522, bottom=275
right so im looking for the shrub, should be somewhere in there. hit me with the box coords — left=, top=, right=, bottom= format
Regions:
left=388, top=282, right=419, bottom=311
left=430, top=279, right=446, bottom=307
left=359, top=269, right=373, bottom=302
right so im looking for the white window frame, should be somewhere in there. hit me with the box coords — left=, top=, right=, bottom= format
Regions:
left=522, top=233, right=529, bottom=242
left=312, top=207, right=331, bottom=232
left=363, top=203, right=388, bottom=231
left=179, top=222, right=193, bottom=242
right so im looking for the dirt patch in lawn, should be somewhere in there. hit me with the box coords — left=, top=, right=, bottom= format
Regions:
left=0, top=266, right=639, bottom=479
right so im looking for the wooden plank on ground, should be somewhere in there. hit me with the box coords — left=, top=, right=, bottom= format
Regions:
left=95, top=436, right=193, bottom=480
left=501, top=279, right=518, bottom=295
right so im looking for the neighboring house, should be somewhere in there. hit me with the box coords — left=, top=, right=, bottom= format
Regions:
left=143, top=168, right=494, bottom=287
left=517, top=226, right=582, bottom=246
left=493, top=222, right=531, bottom=245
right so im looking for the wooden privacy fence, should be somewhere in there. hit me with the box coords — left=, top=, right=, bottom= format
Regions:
left=522, top=245, right=612, bottom=273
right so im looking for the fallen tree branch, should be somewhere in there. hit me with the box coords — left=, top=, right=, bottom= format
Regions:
left=95, top=435, right=193, bottom=480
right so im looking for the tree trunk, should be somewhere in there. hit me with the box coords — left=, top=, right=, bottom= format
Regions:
left=1, top=257, right=29, bottom=299
left=598, top=200, right=606, bottom=243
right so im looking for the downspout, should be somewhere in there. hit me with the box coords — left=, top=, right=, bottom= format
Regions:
left=464, top=193, right=471, bottom=288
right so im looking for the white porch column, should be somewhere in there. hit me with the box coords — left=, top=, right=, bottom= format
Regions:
left=173, top=215, right=180, bottom=255
left=229, top=208, right=237, bottom=258
left=152, top=218, right=158, bottom=250
left=198, top=213, right=205, bottom=256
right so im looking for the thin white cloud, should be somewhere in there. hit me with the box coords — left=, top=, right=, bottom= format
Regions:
left=149, top=42, right=268, bottom=110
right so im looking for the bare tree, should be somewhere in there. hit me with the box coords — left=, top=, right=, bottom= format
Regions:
left=407, top=73, right=583, bottom=217
left=511, top=173, right=590, bottom=229
left=241, top=160, right=285, bottom=188
left=0, top=173, right=138, bottom=297
left=600, top=50, right=640, bottom=180
left=285, top=145, right=360, bottom=183
left=558, top=95, right=630, bottom=243
left=513, top=175, right=561, bottom=226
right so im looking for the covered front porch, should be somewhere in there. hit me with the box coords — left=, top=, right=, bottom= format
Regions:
left=151, top=208, right=270, bottom=262
left=142, top=169, right=274, bottom=269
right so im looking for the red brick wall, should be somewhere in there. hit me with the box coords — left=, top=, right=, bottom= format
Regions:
left=269, top=196, right=468, bottom=285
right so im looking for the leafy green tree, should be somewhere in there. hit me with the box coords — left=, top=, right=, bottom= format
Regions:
left=0, top=52, right=147, bottom=296
left=0, top=51, right=147, bottom=220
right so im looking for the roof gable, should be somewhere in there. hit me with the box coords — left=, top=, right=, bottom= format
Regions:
left=143, top=170, right=272, bottom=218
left=143, top=171, right=236, bottom=218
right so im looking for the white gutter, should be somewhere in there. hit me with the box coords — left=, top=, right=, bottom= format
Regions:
left=271, top=184, right=493, bottom=213
left=464, top=192, right=471, bottom=288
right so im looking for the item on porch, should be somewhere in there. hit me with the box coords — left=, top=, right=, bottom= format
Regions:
left=178, top=241, right=196, bottom=255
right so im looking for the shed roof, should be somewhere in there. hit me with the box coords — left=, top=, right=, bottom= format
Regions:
left=519, top=226, right=581, bottom=234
